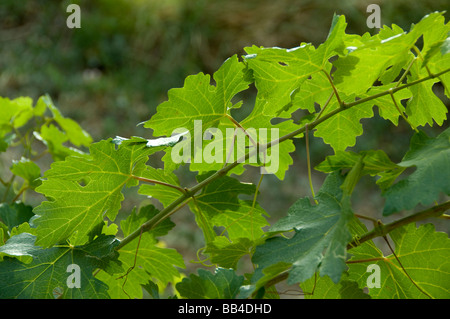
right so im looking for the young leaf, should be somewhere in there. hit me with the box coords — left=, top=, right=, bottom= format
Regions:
left=315, top=149, right=405, bottom=190
left=244, top=44, right=322, bottom=118
left=0, top=96, right=34, bottom=133
left=313, top=94, right=374, bottom=152
left=41, top=94, right=92, bottom=147
left=10, top=157, right=42, bottom=190
left=405, top=62, right=448, bottom=127
left=176, top=268, right=244, bottom=299
left=34, top=124, right=88, bottom=161
left=332, top=12, right=446, bottom=96
left=244, top=14, right=348, bottom=117
left=144, top=55, right=251, bottom=137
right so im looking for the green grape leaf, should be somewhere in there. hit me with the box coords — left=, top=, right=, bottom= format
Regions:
left=0, top=96, right=34, bottom=133
left=41, top=94, right=92, bottom=147
left=141, top=280, right=161, bottom=299
left=192, top=173, right=256, bottom=217
left=0, top=97, right=32, bottom=153
left=143, top=55, right=254, bottom=179
left=0, top=233, right=120, bottom=299
left=188, top=173, right=256, bottom=243
left=383, top=128, right=450, bottom=215
left=33, top=95, right=47, bottom=116
left=110, top=240, right=184, bottom=299
left=315, top=149, right=406, bottom=190
left=359, top=84, right=413, bottom=126
left=405, top=62, right=448, bottom=127
left=10, top=157, right=42, bottom=189
left=29, top=95, right=92, bottom=161
left=34, top=124, right=88, bottom=161
left=421, top=24, right=450, bottom=67
left=9, top=222, right=36, bottom=238
left=212, top=200, right=269, bottom=241
left=244, top=44, right=322, bottom=118
left=301, top=272, right=370, bottom=299
left=313, top=94, right=373, bottom=152
left=0, top=222, right=37, bottom=263
left=204, top=236, right=253, bottom=269
left=332, top=12, right=446, bottom=96
left=244, top=14, right=347, bottom=118
left=33, top=139, right=172, bottom=247
left=290, top=64, right=333, bottom=114
left=187, top=96, right=300, bottom=180
left=0, top=133, right=14, bottom=153
left=238, top=261, right=291, bottom=299
left=252, top=172, right=353, bottom=285
left=120, top=205, right=176, bottom=239
left=425, top=40, right=450, bottom=99
left=0, top=227, right=6, bottom=246
left=332, top=41, right=403, bottom=96
left=414, top=11, right=449, bottom=59
left=0, top=202, right=34, bottom=232
left=144, top=55, right=251, bottom=137
left=317, top=14, right=348, bottom=60
left=138, top=167, right=182, bottom=208
left=176, top=268, right=244, bottom=299
left=348, top=223, right=450, bottom=299
left=98, top=205, right=184, bottom=299
left=236, top=97, right=299, bottom=180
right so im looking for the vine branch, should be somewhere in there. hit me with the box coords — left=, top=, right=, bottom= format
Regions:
left=130, top=174, right=186, bottom=193
left=258, top=200, right=450, bottom=295
left=116, top=66, right=450, bottom=252
left=347, top=200, right=450, bottom=250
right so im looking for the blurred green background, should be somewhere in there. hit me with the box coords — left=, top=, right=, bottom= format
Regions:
left=1, top=0, right=449, bottom=291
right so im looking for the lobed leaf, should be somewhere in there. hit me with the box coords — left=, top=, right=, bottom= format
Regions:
left=0, top=233, right=119, bottom=299
left=383, top=127, right=450, bottom=215
left=33, top=139, right=172, bottom=247
left=251, top=172, right=353, bottom=286
left=176, top=268, right=244, bottom=299
left=301, top=272, right=370, bottom=299
left=144, top=55, right=251, bottom=137
left=347, top=222, right=450, bottom=298
left=98, top=205, right=184, bottom=299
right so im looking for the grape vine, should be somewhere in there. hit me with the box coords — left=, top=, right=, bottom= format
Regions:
left=0, top=12, right=449, bottom=299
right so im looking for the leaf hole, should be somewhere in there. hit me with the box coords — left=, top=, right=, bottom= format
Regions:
left=77, top=178, right=89, bottom=188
